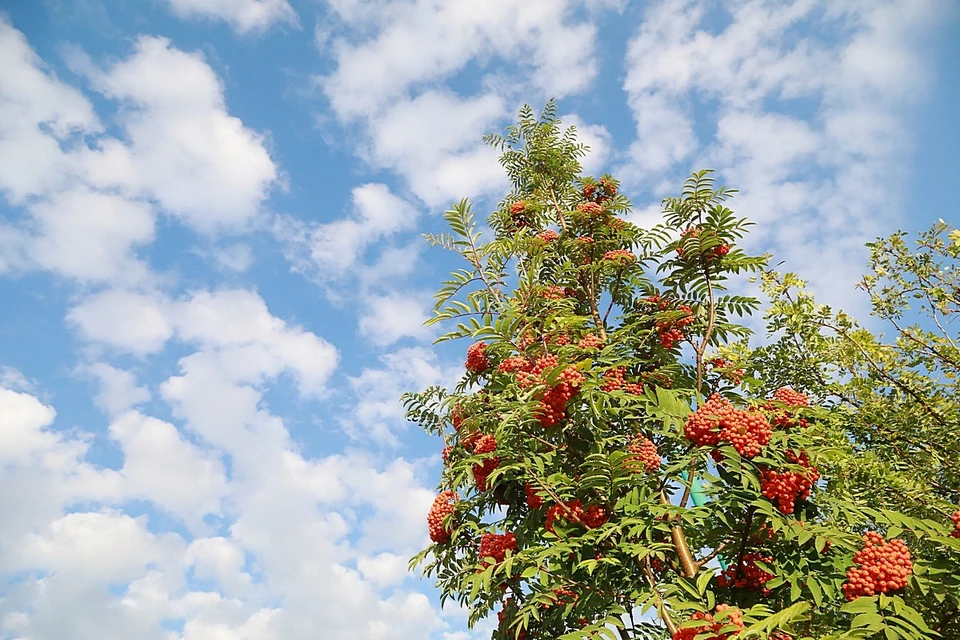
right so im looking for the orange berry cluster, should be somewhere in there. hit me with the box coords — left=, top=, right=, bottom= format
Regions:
left=478, top=531, right=517, bottom=570
left=842, top=532, right=913, bottom=600
left=545, top=500, right=606, bottom=533
left=601, top=367, right=626, bottom=392
left=537, top=229, right=559, bottom=242
left=672, top=605, right=744, bottom=640
left=510, top=201, right=530, bottom=228
left=717, top=552, right=775, bottom=595
left=525, top=482, right=544, bottom=509
left=471, top=435, right=500, bottom=491
left=511, top=355, right=585, bottom=427
left=441, top=445, right=452, bottom=463
left=766, top=387, right=810, bottom=429
left=545, top=500, right=585, bottom=534
left=657, top=304, right=695, bottom=349
left=710, top=358, right=745, bottom=386
left=602, top=249, right=636, bottom=264
left=627, top=436, right=661, bottom=473
left=542, top=586, right=578, bottom=609
left=582, top=178, right=617, bottom=203
left=473, top=434, right=497, bottom=454
left=760, top=450, right=820, bottom=514
left=578, top=334, right=604, bottom=350
left=498, top=355, right=529, bottom=373
left=576, top=201, right=604, bottom=216
left=951, top=510, right=960, bottom=538
left=466, top=342, right=490, bottom=373
left=600, top=367, right=643, bottom=394
left=576, top=235, right=595, bottom=244
left=541, top=285, right=567, bottom=300
left=473, top=458, right=500, bottom=492
left=427, top=491, right=457, bottom=544
left=684, top=394, right=772, bottom=457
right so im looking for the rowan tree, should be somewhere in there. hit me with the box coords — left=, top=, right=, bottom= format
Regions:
left=403, top=102, right=960, bottom=640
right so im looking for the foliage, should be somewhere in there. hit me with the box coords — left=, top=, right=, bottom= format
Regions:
left=403, top=101, right=960, bottom=640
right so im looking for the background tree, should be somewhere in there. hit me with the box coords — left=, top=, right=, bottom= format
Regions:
left=404, top=102, right=960, bottom=640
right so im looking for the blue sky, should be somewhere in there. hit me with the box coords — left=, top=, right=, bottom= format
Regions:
left=0, top=1, right=957, bottom=638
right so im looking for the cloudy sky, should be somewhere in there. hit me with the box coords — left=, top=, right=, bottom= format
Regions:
left=0, top=0, right=957, bottom=638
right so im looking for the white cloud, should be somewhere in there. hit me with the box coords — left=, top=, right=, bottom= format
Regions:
left=319, top=1, right=603, bottom=121
left=0, top=21, right=279, bottom=285
left=81, top=363, right=151, bottom=416
left=620, top=0, right=950, bottom=313
left=69, top=288, right=339, bottom=395
left=68, top=290, right=174, bottom=356
left=28, top=188, right=155, bottom=284
left=109, top=411, right=229, bottom=527
left=561, top=113, right=612, bottom=176
left=358, top=293, right=433, bottom=347
left=79, top=36, right=279, bottom=233
left=165, top=0, right=298, bottom=34
left=343, top=346, right=461, bottom=445
left=0, top=20, right=100, bottom=203
left=281, top=183, right=421, bottom=279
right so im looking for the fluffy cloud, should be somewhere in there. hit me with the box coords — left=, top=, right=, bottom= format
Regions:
left=81, top=363, right=151, bottom=417
left=165, top=0, right=298, bottom=34
left=279, top=183, right=421, bottom=279
left=79, top=36, right=279, bottom=232
left=319, top=1, right=604, bottom=120
left=0, top=21, right=278, bottom=285
left=620, top=0, right=949, bottom=312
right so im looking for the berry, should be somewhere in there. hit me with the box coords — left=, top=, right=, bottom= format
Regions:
left=601, top=249, right=635, bottom=264
left=537, top=229, right=559, bottom=242
left=466, top=342, right=490, bottom=373
left=578, top=334, right=604, bottom=350
left=478, top=532, right=517, bottom=571
left=627, top=436, right=661, bottom=473
left=473, top=434, right=497, bottom=454
left=598, top=178, right=617, bottom=196
left=951, top=510, right=960, bottom=539
left=473, top=456, right=500, bottom=492
left=774, top=387, right=809, bottom=407
left=525, top=482, right=544, bottom=509
left=451, top=403, right=464, bottom=430
left=541, top=285, right=567, bottom=300
left=498, top=355, right=530, bottom=373
left=760, top=450, right=820, bottom=514
left=545, top=500, right=585, bottom=534
left=441, top=445, right=452, bottom=462
left=842, top=532, right=913, bottom=600
left=583, top=184, right=596, bottom=198
left=673, top=605, right=744, bottom=640
left=685, top=394, right=771, bottom=458
left=510, top=201, right=526, bottom=215
left=765, top=387, right=810, bottom=429
left=583, top=505, right=608, bottom=528
left=576, top=235, right=595, bottom=244
left=577, top=202, right=604, bottom=216
left=427, top=491, right=457, bottom=544
left=717, top=553, right=775, bottom=595
left=601, top=367, right=625, bottom=392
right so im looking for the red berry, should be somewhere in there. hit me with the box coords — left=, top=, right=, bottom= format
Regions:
left=627, top=436, right=661, bottom=473
left=951, top=510, right=960, bottom=539
left=717, top=553, right=775, bottom=595
left=427, top=491, right=457, bottom=544
left=537, top=229, right=559, bottom=242
left=601, top=249, right=635, bottom=264
left=760, top=450, right=819, bottom=514
left=842, top=532, right=913, bottom=600
left=465, top=342, right=490, bottom=373
left=577, top=202, right=604, bottom=216
left=685, top=394, right=771, bottom=458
